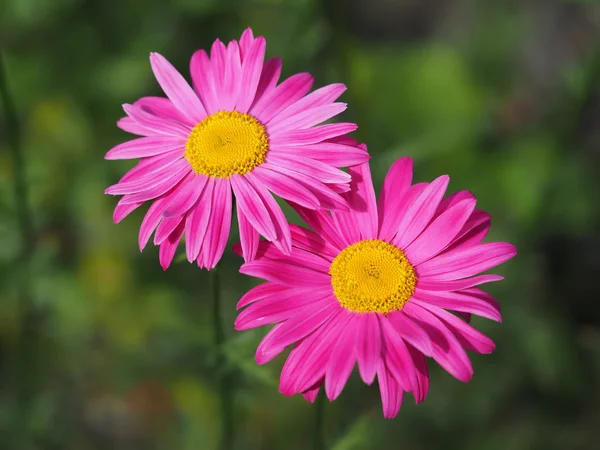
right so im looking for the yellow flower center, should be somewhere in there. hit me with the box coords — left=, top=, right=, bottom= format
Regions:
left=330, top=239, right=417, bottom=314
left=184, top=111, right=269, bottom=178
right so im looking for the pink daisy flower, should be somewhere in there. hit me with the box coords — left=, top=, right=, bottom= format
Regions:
left=234, top=156, right=517, bottom=418
left=104, top=28, right=368, bottom=270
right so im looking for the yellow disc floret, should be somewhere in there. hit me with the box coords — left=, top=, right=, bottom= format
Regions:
left=330, top=239, right=417, bottom=314
left=185, top=111, right=269, bottom=178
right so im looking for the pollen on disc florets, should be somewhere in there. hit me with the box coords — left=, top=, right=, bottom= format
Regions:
left=329, top=239, right=417, bottom=314
left=184, top=111, right=269, bottom=178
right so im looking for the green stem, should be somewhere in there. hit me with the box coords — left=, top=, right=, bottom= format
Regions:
left=210, top=268, right=234, bottom=450
left=314, top=391, right=326, bottom=450
left=1, top=53, right=36, bottom=447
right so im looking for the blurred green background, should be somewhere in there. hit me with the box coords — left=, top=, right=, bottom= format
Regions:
left=2, top=0, right=600, bottom=449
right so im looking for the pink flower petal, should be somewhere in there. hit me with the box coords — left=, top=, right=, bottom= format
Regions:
left=154, top=215, right=184, bottom=245
left=266, top=153, right=351, bottom=184
left=290, top=204, right=346, bottom=250
left=253, top=166, right=320, bottom=209
left=301, top=385, right=320, bottom=403
left=271, top=141, right=370, bottom=166
left=184, top=178, right=214, bottom=262
left=117, top=150, right=183, bottom=184
left=135, top=96, right=189, bottom=124
left=267, top=103, right=347, bottom=134
left=105, top=136, right=185, bottom=160
left=250, top=57, right=282, bottom=110
left=113, top=198, right=143, bottom=223
left=404, top=198, right=476, bottom=266
left=190, top=49, right=220, bottom=115
left=434, top=190, right=475, bottom=218
left=445, top=210, right=491, bottom=251
left=162, top=175, right=208, bottom=217
left=412, top=288, right=502, bottom=322
left=210, top=39, right=227, bottom=90
left=240, top=260, right=331, bottom=287
left=332, top=160, right=378, bottom=242
left=255, top=298, right=339, bottom=364
left=402, top=302, right=473, bottom=382
left=253, top=241, right=331, bottom=273
left=250, top=73, right=314, bottom=123
left=377, top=363, right=403, bottom=419
left=244, top=172, right=292, bottom=254
left=386, top=311, right=433, bottom=356
left=117, top=117, right=148, bottom=136
left=413, top=299, right=496, bottom=354
left=378, top=182, right=427, bottom=242
left=271, top=83, right=347, bottom=125
left=406, top=344, right=429, bottom=403
left=417, top=274, right=504, bottom=291
left=220, top=40, right=241, bottom=111
left=123, top=103, right=191, bottom=136
left=149, top=52, right=206, bottom=124
left=236, top=282, right=287, bottom=309
left=392, top=175, right=450, bottom=249
left=236, top=201, right=260, bottom=262
left=239, top=28, right=255, bottom=60
left=355, top=313, right=382, bottom=385
left=230, top=174, right=276, bottom=241
left=138, top=196, right=170, bottom=251
left=158, top=219, right=185, bottom=270
left=378, top=157, right=413, bottom=230
left=290, top=224, right=338, bottom=260
left=202, top=178, right=232, bottom=269
left=325, top=312, right=358, bottom=400
left=269, top=122, right=358, bottom=146
left=417, top=242, right=517, bottom=281
left=117, top=160, right=191, bottom=204
left=105, top=159, right=188, bottom=195
left=236, top=37, right=267, bottom=113
left=235, top=287, right=321, bottom=330
left=379, top=317, right=415, bottom=392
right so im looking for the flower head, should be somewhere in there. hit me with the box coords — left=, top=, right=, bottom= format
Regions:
left=105, top=28, right=368, bottom=270
left=234, top=156, right=516, bottom=418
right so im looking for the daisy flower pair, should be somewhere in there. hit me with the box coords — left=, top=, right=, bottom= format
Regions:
left=105, top=28, right=516, bottom=418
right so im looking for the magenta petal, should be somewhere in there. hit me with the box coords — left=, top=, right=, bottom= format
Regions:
left=355, top=313, right=382, bottom=385
left=230, top=174, right=276, bottom=241
left=236, top=202, right=260, bottom=263
left=135, top=96, right=189, bottom=124
left=158, top=220, right=185, bottom=270
left=413, top=299, right=496, bottom=354
left=289, top=224, right=338, bottom=260
left=116, top=151, right=183, bottom=185
left=251, top=72, right=314, bottom=123
left=163, top=175, right=207, bottom=217
left=240, top=259, right=331, bottom=287
left=123, top=103, right=191, bottom=136
left=266, top=153, right=351, bottom=185
left=271, top=83, right=347, bottom=125
left=220, top=40, right=241, bottom=111
left=392, top=175, right=450, bottom=249
left=417, top=274, right=504, bottom=291
left=243, top=172, right=292, bottom=254
left=380, top=319, right=415, bottom=393
left=325, top=312, right=358, bottom=400
left=235, top=287, right=319, bottom=330
left=190, top=49, right=220, bottom=115
left=445, top=210, right=491, bottom=251
left=378, top=182, right=427, bottom=242
left=239, top=28, right=255, bottom=60
left=138, top=196, right=170, bottom=251
left=236, top=282, right=287, bottom=309
left=113, top=198, right=142, bottom=223
left=210, top=39, right=227, bottom=91
left=149, top=52, right=206, bottom=124
left=105, top=136, right=185, bottom=160
left=250, top=57, right=282, bottom=109
left=404, top=198, right=476, bottom=266
left=255, top=298, right=339, bottom=364
left=267, top=103, right=347, bottom=134
left=377, top=363, right=403, bottom=419
left=253, top=241, right=331, bottom=273
left=412, top=288, right=502, bottom=322
left=202, top=178, right=232, bottom=269
left=117, top=117, right=148, bottom=136
left=269, top=122, right=358, bottom=146
left=272, top=141, right=370, bottom=166
left=378, top=157, right=413, bottom=231
left=253, top=166, right=320, bottom=209
left=154, top=215, right=183, bottom=245
left=185, top=178, right=214, bottom=262
left=417, top=242, right=517, bottom=280
left=291, top=205, right=346, bottom=250
left=301, top=385, right=321, bottom=403
left=236, top=36, right=266, bottom=113
left=386, top=311, right=433, bottom=356
left=117, top=160, right=190, bottom=204
left=406, top=344, right=430, bottom=403
left=402, top=302, right=473, bottom=382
